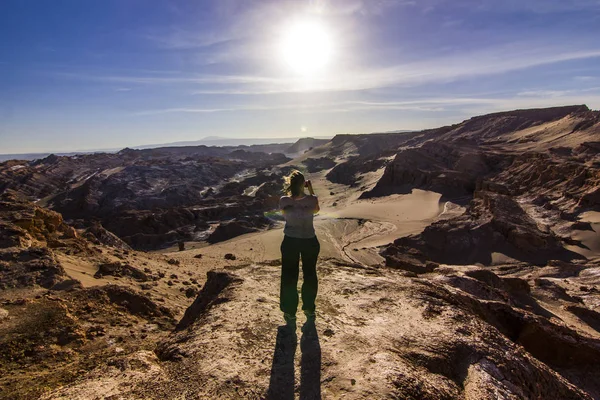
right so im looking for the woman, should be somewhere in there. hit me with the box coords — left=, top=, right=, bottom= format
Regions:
left=279, top=170, right=320, bottom=327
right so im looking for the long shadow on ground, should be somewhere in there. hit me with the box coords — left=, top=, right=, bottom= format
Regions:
left=267, top=325, right=297, bottom=399
left=300, top=321, right=322, bottom=400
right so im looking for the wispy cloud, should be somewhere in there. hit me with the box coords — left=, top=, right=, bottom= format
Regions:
left=133, top=102, right=352, bottom=116
left=134, top=107, right=237, bottom=115
left=133, top=93, right=600, bottom=117
left=517, top=86, right=600, bottom=97
left=54, top=71, right=275, bottom=85
left=142, top=28, right=235, bottom=50
left=481, top=0, right=600, bottom=13
left=411, top=0, right=600, bottom=14
left=60, top=43, right=600, bottom=95
left=132, top=100, right=444, bottom=116
left=315, top=0, right=418, bottom=16
left=348, top=94, right=600, bottom=116
left=5, top=0, right=600, bottom=154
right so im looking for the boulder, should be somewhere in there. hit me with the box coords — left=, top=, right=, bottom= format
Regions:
left=94, top=262, right=149, bottom=281
left=208, top=215, right=271, bottom=244
left=381, top=191, right=582, bottom=266
left=0, top=247, right=66, bottom=289
left=51, top=279, right=83, bottom=292
left=175, top=270, right=242, bottom=332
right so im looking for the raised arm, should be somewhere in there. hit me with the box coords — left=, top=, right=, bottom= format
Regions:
left=306, top=180, right=315, bottom=196
left=305, top=180, right=319, bottom=213
left=313, top=196, right=320, bottom=214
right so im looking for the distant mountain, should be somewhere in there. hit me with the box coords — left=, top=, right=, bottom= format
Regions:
left=201, top=136, right=227, bottom=140
left=0, top=150, right=119, bottom=163
left=132, top=136, right=333, bottom=150
left=0, top=136, right=333, bottom=162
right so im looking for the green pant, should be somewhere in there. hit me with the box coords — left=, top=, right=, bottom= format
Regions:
left=280, top=235, right=320, bottom=315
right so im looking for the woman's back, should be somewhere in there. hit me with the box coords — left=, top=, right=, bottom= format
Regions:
left=278, top=170, right=320, bottom=325
left=280, top=195, right=318, bottom=239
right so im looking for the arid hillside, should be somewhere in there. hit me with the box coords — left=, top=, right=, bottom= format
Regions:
left=1, top=105, right=600, bottom=399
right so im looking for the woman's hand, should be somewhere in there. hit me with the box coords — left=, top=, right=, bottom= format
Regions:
left=305, top=180, right=315, bottom=195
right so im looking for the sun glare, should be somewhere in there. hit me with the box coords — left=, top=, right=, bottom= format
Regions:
left=280, top=19, right=333, bottom=76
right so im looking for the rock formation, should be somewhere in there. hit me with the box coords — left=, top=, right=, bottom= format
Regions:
left=1, top=105, right=600, bottom=399
left=382, top=190, right=584, bottom=267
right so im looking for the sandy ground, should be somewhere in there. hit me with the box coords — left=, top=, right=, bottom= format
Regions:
left=166, top=165, right=449, bottom=269
left=500, top=115, right=600, bottom=152
left=55, top=253, right=122, bottom=287
left=568, top=211, right=600, bottom=260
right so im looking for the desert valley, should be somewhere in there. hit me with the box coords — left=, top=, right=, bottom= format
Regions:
left=1, top=104, right=600, bottom=399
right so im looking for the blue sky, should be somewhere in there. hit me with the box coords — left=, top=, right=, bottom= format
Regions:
left=1, top=0, right=600, bottom=154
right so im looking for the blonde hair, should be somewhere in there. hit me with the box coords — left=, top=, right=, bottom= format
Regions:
left=282, top=170, right=305, bottom=197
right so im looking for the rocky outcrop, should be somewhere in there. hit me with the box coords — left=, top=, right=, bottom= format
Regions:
left=574, top=141, right=600, bottom=157
left=227, top=149, right=290, bottom=165
left=101, top=207, right=208, bottom=250
left=49, top=161, right=241, bottom=218
left=362, top=142, right=500, bottom=198
left=492, top=152, right=600, bottom=213
left=437, top=105, right=590, bottom=145
left=0, top=222, right=32, bottom=248
left=0, top=145, right=293, bottom=251
left=326, top=156, right=388, bottom=186
left=382, top=191, right=583, bottom=266
left=93, top=262, right=149, bottom=281
left=83, top=285, right=175, bottom=325
left=0, top=191, right=78, bottom=246
left=352, top=107, right=600, bottom=269
left=303, top=157, right=336, bottom=173
left=0, top=246, right=66, bottom=289
left=175, top=270, right=242, bottom=332
left=0, top=193, right=88, bottom=290
left=351, top=105, right=599, bottom=215
left=1, top=282, right=177, bottom=399
left=46, top=163, right=289, bottom=250
left=50, top=278, right=83, bottom=292
left=329, top=131, right=424, bottom=157
left=84, top=222, right=132, bottom=250
left=207, top=215, right=272, bottom=244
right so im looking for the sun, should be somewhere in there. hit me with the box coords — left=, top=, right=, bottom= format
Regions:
left=280, top=19, right=333, bottom=76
